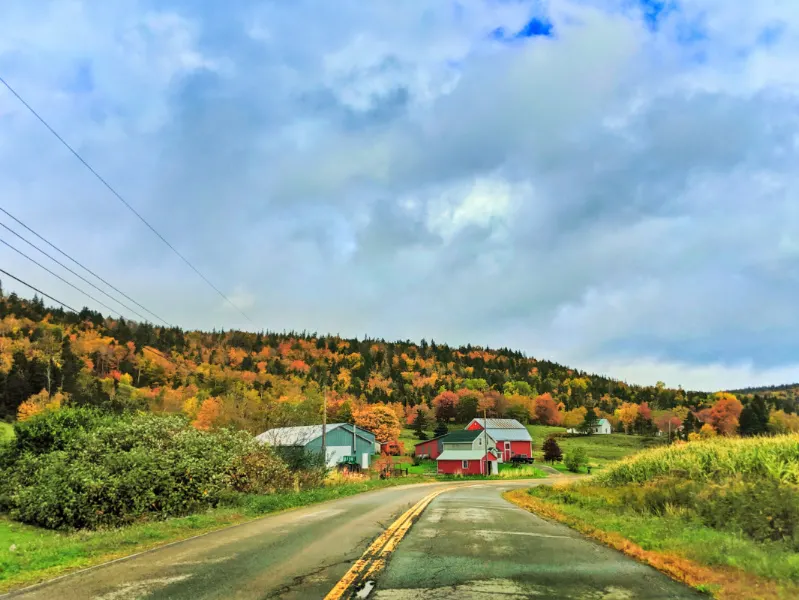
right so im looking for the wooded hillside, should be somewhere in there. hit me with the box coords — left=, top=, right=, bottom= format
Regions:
left=1, top=289, right=796, bottom=441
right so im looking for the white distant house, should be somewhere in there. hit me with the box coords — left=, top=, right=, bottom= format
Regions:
left=567, top=418, right=612, bottom=435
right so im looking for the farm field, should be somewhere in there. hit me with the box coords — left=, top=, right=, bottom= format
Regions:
left=401, top=423, right=664, bottom=473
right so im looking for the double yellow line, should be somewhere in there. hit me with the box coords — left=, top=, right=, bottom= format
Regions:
left=324, top=487, right=452, bottom=600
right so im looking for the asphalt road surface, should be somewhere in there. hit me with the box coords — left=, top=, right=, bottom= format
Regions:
left=4, top=480, right=702, bottom=600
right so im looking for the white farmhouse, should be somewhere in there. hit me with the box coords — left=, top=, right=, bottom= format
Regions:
left=567, top=418, right=612, bottom=435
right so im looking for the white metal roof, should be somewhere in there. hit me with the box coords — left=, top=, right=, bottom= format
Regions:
left=468, top=419, right=532, bottom=442
left=437, top=449, right=495, bottom=461
left=469, top=418, right=527, bottom=430
left=255, top=423, right=374, bottom=447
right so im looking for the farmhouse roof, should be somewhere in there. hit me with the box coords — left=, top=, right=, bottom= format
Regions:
left=437, top=449, right=496, bottom=461
left=441, top=430, right=486, bottom=443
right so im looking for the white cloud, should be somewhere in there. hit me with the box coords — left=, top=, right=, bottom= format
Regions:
left=581, top=358, right=799, bottom=393
left=2, top=0, right=799, bottom=390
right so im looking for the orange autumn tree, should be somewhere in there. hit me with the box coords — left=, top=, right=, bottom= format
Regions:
left=432, top=390, right=459, bottom=421
left=17, top=389, right=66, bottom=421
left=533, top=393, right=562, bottom=425
left=353, top=403, right=401, bottom=445
left=192, top=397, right=222, bottom=431
left=706, top=392, right=743, bottom=435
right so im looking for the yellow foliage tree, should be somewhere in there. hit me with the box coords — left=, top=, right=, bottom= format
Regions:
left=562, top=406, right=587, bottom=429
left=615, top=402, right=639, bottom=433
left=17, top=389, right=66, bottom=421
left=699, top=423, right=717, bottom=439
left=353, top=404, right=401, bottom=444
left=192, top=397, right=222, bottom=431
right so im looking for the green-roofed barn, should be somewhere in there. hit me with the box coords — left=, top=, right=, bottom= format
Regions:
left=434, top=429, right=499, bottom=475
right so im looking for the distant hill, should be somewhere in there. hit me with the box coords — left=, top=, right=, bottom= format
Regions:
left=730, top=383, right=799, bottom=394
left=1, top=288, right=796, bottom=430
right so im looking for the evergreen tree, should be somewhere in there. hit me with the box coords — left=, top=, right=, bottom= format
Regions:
left=412, top=408, right=428, bottom=440
left=580, top=407, right=599, bottom=435
left=543, top=436, right=563, bottom=463
left=739, top=396, right=769, bottom=436
left=682, top=411, right=699, bottom=439
left=434, top=418, right=448, bottom=438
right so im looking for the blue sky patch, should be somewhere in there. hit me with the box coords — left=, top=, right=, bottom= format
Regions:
left=640, top=0, right=677, bottom=31
left=490, top=16, right=553, bottom=42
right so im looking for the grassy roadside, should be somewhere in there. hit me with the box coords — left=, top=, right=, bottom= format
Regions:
left=504, top=434, right=799, bottom=600
left=505, top=488, right=799, bottom=600
left=0, top=476, right=432, bottom=594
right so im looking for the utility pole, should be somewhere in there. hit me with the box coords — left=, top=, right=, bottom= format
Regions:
left=483, top=409, right=489, bottom=477
left=321, top=385, right=327, bottom=467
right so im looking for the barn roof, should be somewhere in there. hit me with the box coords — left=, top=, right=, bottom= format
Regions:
left=470, top=418, right=526, bottom=429
left=469, top=418, right=532, bottom=442
left=441, top=429, right=484, bottom=443
left=255, top=423, right=374, bottom=447
left=437, top=449, right=496, bottom=461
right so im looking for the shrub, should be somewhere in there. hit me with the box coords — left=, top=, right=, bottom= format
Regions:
left=696, top=479, right=799, bottom=549
left=564, top=446, right=587, bottom=472
left=381, top=440, right=404, bottom=456
left=542, top=436, right=563, bottom=463
left=0, top=409, right=294, bottom=529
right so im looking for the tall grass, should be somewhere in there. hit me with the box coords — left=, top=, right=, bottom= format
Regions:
left=597, top=434, right=799, bottom=487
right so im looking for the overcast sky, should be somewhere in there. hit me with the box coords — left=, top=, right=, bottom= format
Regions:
left=1, top=0, right=798, bottom=391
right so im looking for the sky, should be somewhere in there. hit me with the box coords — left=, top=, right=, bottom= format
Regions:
left=1, top=0, right=798, bottom=392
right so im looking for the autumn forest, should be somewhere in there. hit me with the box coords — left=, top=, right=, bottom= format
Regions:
left=1, top=288, right=798, bottom=448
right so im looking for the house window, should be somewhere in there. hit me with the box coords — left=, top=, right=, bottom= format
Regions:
left=462, top=460, right=469, bottom=469
left=505, top=441, right=511, bottom=450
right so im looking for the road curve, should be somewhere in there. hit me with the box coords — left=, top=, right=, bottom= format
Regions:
left=3, top=480, right=701, bottom=599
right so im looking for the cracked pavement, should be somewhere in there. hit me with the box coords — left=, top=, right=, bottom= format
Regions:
left=4, top=483, right=447, bottom=600
left=4, top=480, right=702, bottom=599
left=371, top=483, right=704, bottom=599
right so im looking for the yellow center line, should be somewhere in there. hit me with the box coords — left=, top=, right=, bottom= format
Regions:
left=324, top=486, right=454, bottom=600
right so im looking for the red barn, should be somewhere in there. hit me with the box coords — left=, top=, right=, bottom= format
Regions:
left=466, top=418, right=533, bottom=462
left=414, top=436, right=445, bottom=459
left=435, top=429, right=499, bottom=475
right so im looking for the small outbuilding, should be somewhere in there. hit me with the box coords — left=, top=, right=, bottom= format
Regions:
left=413, top=434, right=447, bottom=459
left=256, top=423, right=377, bottom=468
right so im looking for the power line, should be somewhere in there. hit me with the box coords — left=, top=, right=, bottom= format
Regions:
left=0, top=206, right=169, bottom=325
left=0, top=75, right=256, bottom=326
left=0, top=220, right=152, bottom=323
left=0, top=235, right=120, bottom=315
left=0, top=267, right=77, bottom=312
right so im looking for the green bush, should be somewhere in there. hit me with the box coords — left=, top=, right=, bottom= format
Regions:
left=696, top=479, right=799, bottom=549
left=564, top=446, right=587, bottom=472
left=0, top=408, right=293, bottom=530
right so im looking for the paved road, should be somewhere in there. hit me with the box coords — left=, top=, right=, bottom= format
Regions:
left=4, top=480, right=701, bottom=599
left=372, top=483, right=703, bottom=599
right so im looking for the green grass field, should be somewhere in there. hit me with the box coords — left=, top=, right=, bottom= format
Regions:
left=527, top=424, right=665, bottom=470
left=0, top=422, right=13, bottom=443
